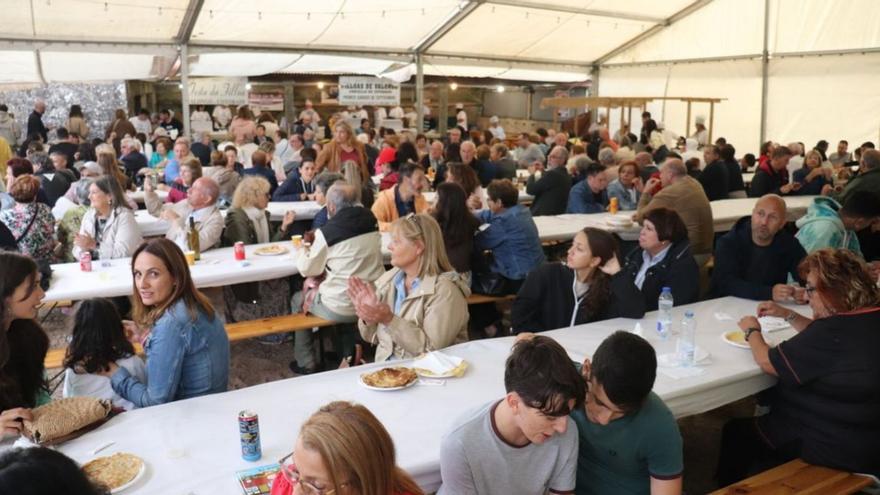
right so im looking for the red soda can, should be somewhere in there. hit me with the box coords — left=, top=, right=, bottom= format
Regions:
left=80, top=252, right=92, bottom=272
left=239, top=410, right=261, bottom=461
left=234, top=241, right=246, bottom=261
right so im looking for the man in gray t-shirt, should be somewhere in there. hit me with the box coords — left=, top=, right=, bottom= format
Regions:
left=438, top=336, right=585, bottom=495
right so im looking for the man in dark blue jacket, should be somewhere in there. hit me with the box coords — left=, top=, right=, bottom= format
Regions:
left=567, top=163, right=609, bottom=214
left=710, top=194, right=806, bottom=301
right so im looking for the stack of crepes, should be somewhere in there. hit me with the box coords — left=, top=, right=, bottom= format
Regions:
left=23, top=397, right=112, bottom=444
left=412, top=351, right=468, bottom=377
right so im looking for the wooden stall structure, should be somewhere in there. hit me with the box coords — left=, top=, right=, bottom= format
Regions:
left=540, top=96, right=725, bottom=142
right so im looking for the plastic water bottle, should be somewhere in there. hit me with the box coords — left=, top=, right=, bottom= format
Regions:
left=677, top=311, right=697, bottom=366
left=656, top=287, right=673, bottom=341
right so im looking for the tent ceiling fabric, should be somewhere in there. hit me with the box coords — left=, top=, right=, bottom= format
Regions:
left=190, top=0, right=462, bottom=51
left=0, top=0, right=188, bottom=43
left=427, top=3, right=652, bottom=63
left=0, top=0, right=879, bottom=85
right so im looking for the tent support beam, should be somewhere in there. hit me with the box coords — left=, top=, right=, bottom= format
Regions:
left=601, top=53, right=761, bottom=68
left=414, top=1, right=481, bottom=54
left=427, top=51, right=591, bottom=69
left=176, top=0, right=205, bottom=44
left=482, top=0, right=665, bottom=24
left=181, top=44, right=191, bottom=139
left=593, top=0, right=715, bottom=66
left=759, top=0, right=770, bottom=146
left=416, top=53, right=425, bottom=133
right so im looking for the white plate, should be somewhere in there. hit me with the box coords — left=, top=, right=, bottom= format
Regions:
left=253, top=246, right=289, bottom=256
left=111, top=460, right=147, bottom=493
left=358, top=375, right=418, bottom=391
left=722, top=330, right=750, bottom=349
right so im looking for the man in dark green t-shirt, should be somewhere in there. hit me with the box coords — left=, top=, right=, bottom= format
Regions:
left=571, top=331, right=683, bottom=495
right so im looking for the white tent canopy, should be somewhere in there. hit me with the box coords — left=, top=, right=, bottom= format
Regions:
left=0, top=0, right=878, bottom=148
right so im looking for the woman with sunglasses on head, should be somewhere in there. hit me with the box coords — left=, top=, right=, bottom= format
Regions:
left=272, top=401, right=424, bottom=495
left=98, top=238, right=229, bottom=407
left=349, top=214, right=470, bottom=362
left=0, top=252, right=50, bottom=440
left=718, top=248, right=880, bottom=484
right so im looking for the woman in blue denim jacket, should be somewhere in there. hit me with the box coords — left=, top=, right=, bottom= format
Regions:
left=474, top=179, right=545, bottom=290
left=100, top=238, right=229, bottom=407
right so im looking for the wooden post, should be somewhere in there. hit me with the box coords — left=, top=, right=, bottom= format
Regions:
left=686, top=100, right=692, bottom=140
left=708, top=101, right=715, bottom=144
left=627, top=105, right=632, bottom=129
left=619, top=106, right=624, bottom=131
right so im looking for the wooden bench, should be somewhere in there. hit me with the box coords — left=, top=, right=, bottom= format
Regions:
left=466, top=293, right=516, bottom=305
left=711, top=459, right=873, bottom=495
left=44, top=313, right=335, bottom=369
left=45, top=297, right=514, bottom=369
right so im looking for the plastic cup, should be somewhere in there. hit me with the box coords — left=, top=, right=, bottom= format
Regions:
left=185, top=251, right=196, bottom=266
left=291, top=235, right=303, bottom=248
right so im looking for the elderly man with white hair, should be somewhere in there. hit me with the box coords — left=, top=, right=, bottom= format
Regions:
left=144, top=175, right=225, bottom=252
left=488, top=115, right=505, bottom=140
left=635, top=158, right=714, bottom=257
left=28, top=99, right=49, bottom=142
left=527, top=145, right=571, bottom=216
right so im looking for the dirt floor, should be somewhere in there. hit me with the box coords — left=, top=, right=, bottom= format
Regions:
left=41, top=303, right=753, bottom=494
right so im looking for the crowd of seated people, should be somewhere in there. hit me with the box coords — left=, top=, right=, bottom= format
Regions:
left=1, top=97, right=880, bottom=491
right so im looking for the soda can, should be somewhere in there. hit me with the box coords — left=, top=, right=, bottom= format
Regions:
left=609, top=197, right=619, bottom=215
left=80, top=252, right=92, bottom=272
left=239, top=410, right=261, bottom=461
left=234, top=241, right=246, bottom=261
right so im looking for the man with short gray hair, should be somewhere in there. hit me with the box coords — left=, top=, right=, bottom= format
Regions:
left=292, top=181, right=385, bottom=374
left=311, top=171, right=345, bottom=229
left=827, top=149, right=880, bottom=205
left=145, top=176, right=224, bottom=251
left=636, top=158, right=714, bottom=256
left=527, top=145, right=572, bottom=216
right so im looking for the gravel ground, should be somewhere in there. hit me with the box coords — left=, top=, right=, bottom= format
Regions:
left=39, top=304, right=749, bottom=494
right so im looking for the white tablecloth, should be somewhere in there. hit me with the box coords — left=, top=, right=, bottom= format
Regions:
left=421, top=190, right=533, bottom=205
left=51, top=296, right=796, bottom=494
left=134, top=202, right=322, bottom=237
left=43, top=242, right=306, bottom=303
left=710, top=196, right=814, bottom=232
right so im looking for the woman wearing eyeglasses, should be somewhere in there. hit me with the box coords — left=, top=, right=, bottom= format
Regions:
left=718, top=248, right=880, bottom=484
left=272, top=401, right=424, bottom=495
left=349, top=214, right=470, bottom=362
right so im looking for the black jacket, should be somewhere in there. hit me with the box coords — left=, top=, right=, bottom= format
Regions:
left=698, top=160, right=730, bottom=201
left=27, top=110, right=48, bottom=142
left=120, top=152, right=148, bottom=181
left=494, top=158, right=518, bottom=181
left=526, top=167, right=571, bottom=216
left=709, top=216, right=806, bottom=300
left=620, top=240, right=700, bottom=311
left=0, top=221, right=17, bottom=251
left=320, top=206, right=378, bottom=247
left=511, top=262, right=646, bottom=333
left=724, top=159, right=745, bottom=193
left=749, top=165, right=788, bottom=197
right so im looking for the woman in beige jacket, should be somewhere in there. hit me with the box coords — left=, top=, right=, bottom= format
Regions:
left=350, top=213, right=470, bottom=362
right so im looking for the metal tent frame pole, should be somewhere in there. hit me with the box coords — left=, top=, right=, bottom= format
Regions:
left=759, top=0, right=770, bottom=147
left=415, top=53, right=425, bottom=133
left=180, top=44, right=191, bottom=139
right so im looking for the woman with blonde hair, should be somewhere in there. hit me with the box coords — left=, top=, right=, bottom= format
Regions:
left=721, top=248, right=880, bottom=483
left=97, top=238, right=229, bottom=406
left=349, top=214, right=470, bottom=362
left=316, top=121, right=370, bottom=183
left=222, top=176, right=295, bottom=323
left=272, top=401, right=423, bottom=495
left=342, top=159, right=374, bottom=209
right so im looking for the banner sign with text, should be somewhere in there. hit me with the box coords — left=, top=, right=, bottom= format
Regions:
left=187, top=77, right=248, bottom=106
left=338, top=76, right=400, bottom=106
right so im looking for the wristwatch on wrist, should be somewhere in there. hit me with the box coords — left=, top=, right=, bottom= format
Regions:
left=744, top=327, right=761, bottom=341
left=784, top=312, right=797, bottom=323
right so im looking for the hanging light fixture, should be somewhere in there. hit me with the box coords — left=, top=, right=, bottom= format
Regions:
left=450, top=82, right=458, bottom=91
left=496, top=85, right=505, bottom=93
left=317, top=81, right=325, bottom=89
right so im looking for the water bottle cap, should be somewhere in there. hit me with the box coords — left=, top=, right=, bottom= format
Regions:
left=685, top=310, right=694, bottom=318
left=661, top=287, right=672, bottom=292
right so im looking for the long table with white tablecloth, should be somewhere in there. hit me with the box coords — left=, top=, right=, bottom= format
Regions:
left=50, top=296, right=794, bottom=494
left=49, top=195, right=818, bottom=303
left=134, top=202, right=322, bottom=237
